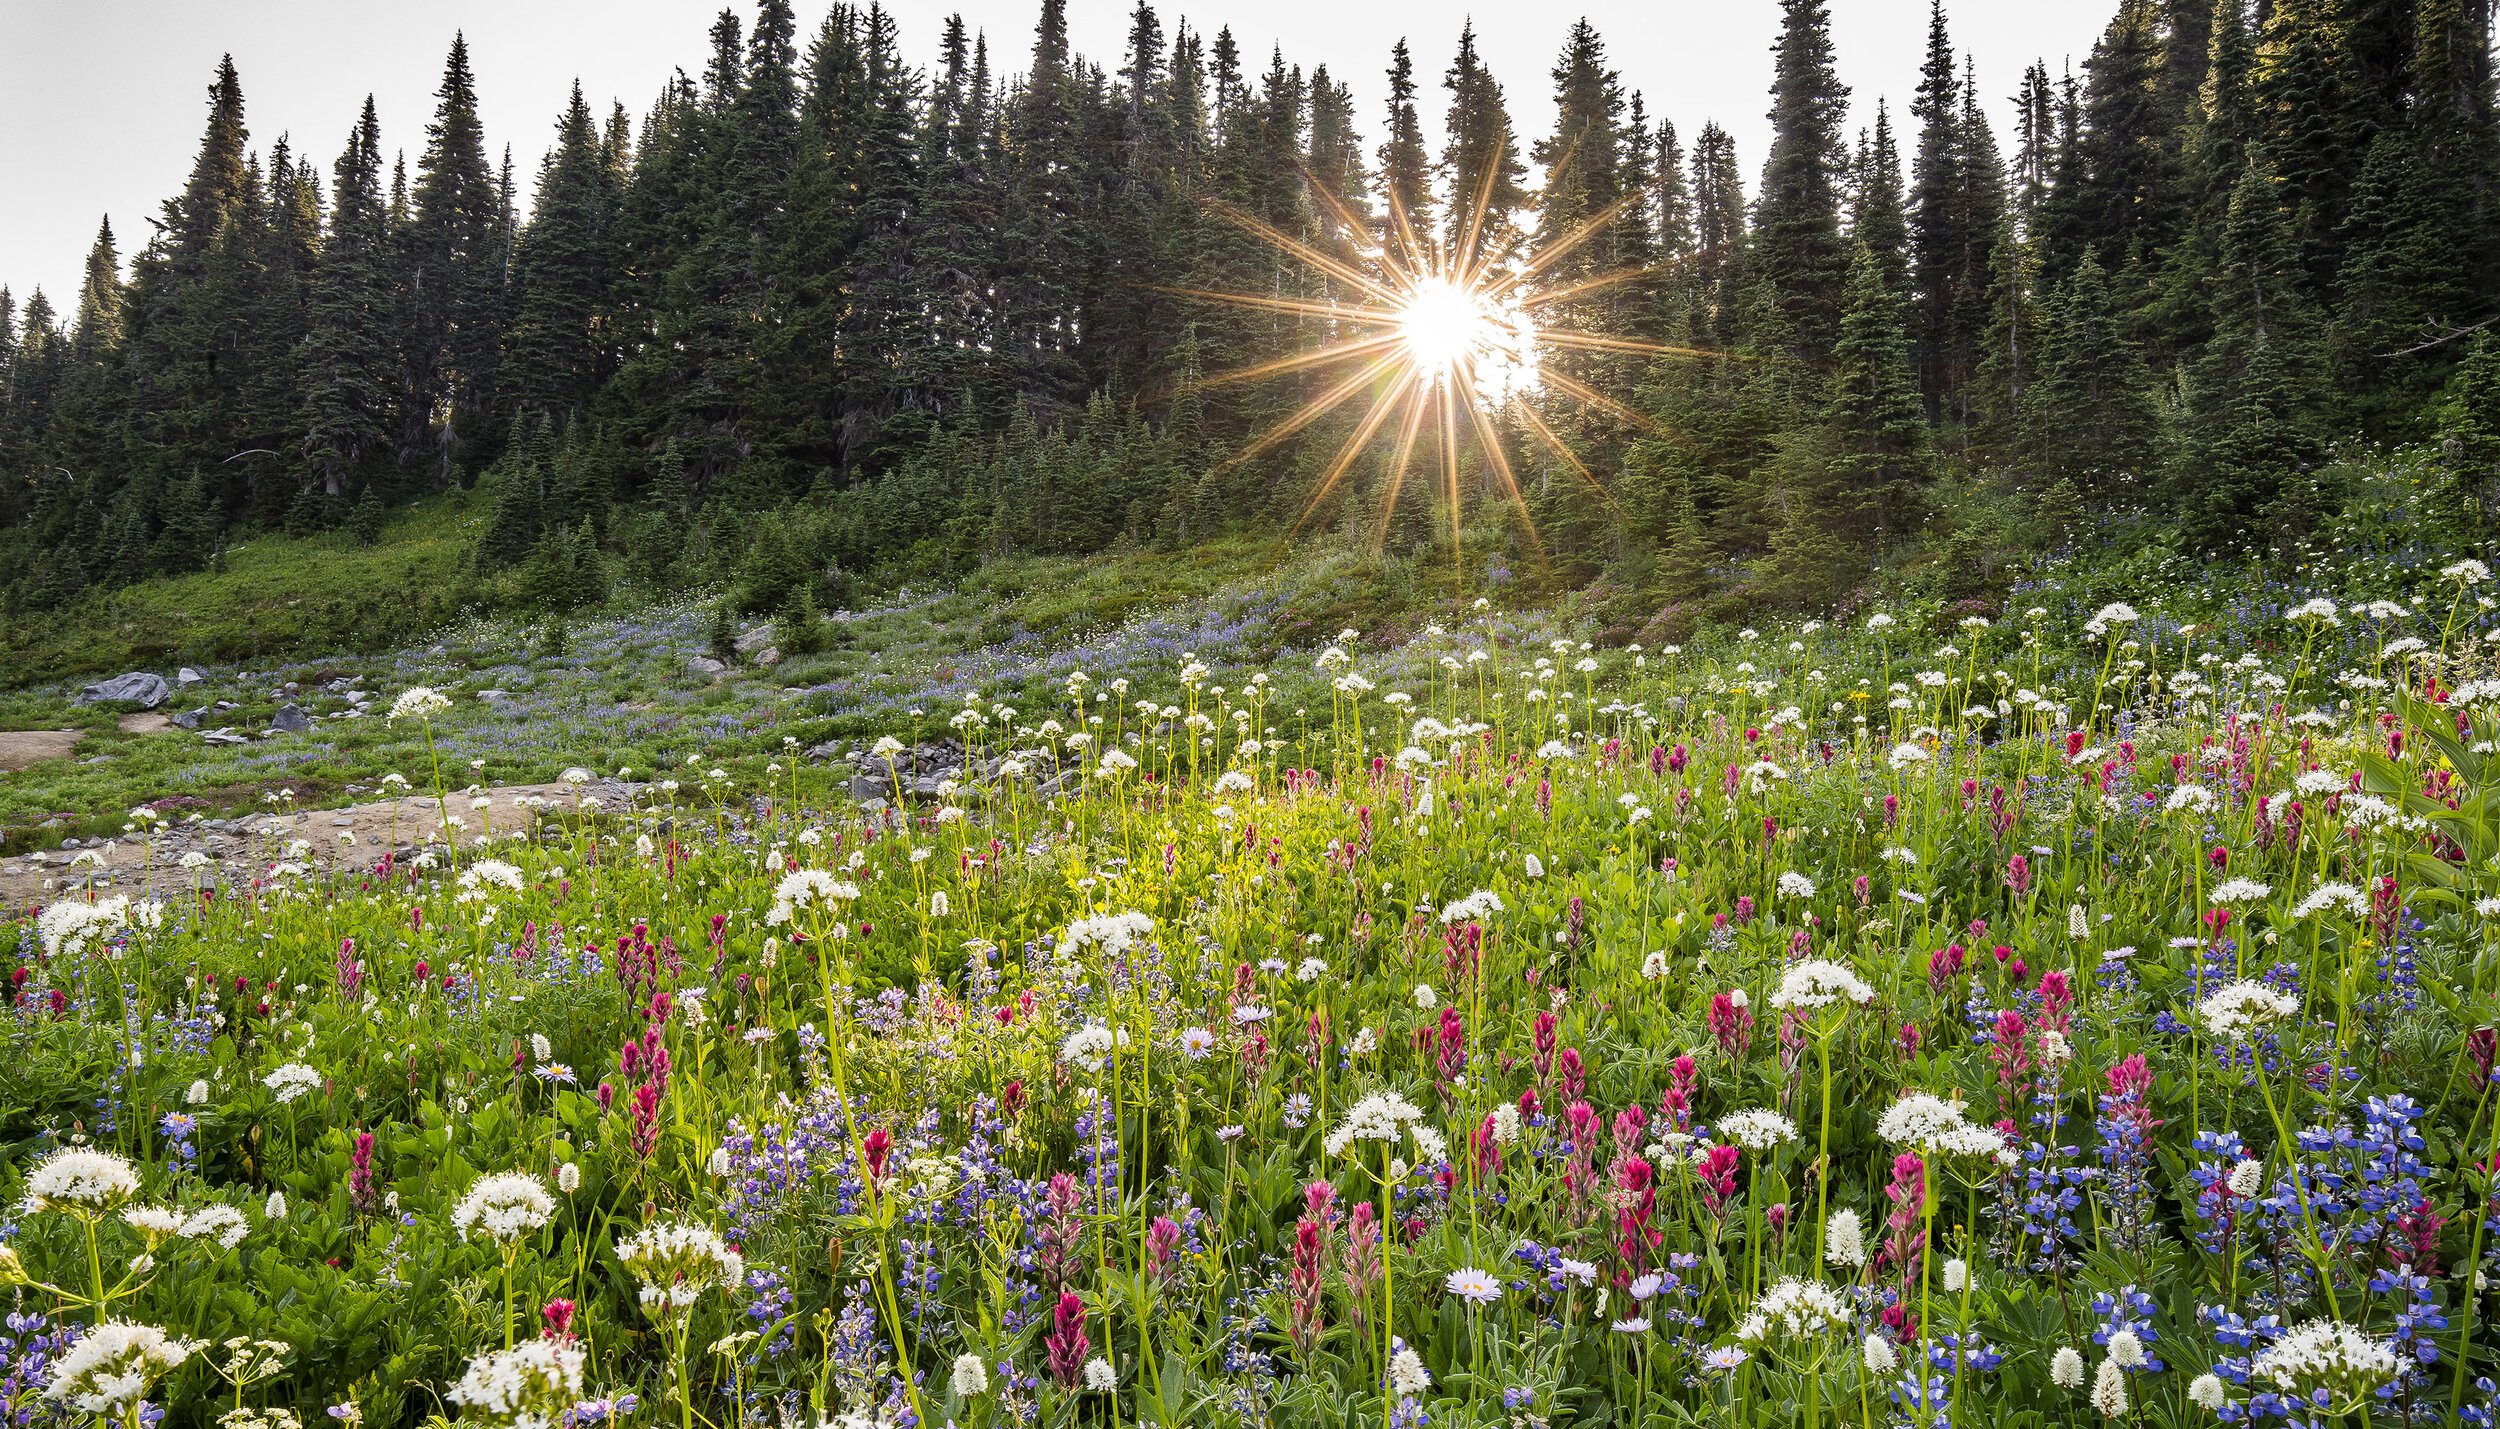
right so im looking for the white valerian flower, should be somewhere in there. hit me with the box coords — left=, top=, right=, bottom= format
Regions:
left=2051, top=1346, right=2086, bottom=1389
left=2199, top=980, right=2300, bottom=1041
left=1063, top=910, right=1156, bottom=954
left=2294, top=882, right=2368, bottom=919
left=1874, top=1093, right=2003, bottom=1160
left=1082, top=1357, right=1115, bottom=1392
left=1389, top=1347, right=1432, bottom=1396
left=2446, top=559, right=2493, bottom=586
left=1776, top=871, right=1816, bottom=899
left=1718, top=1110, right=1799, bottom=1151
left=387, top=687, right=453, bottom=721
left=262, top=1063, right=323, bottom=1105
left=2091, top=1356, right=2130, bottom=1416
left=1060, top=1026, right=1119, bottom=1063
left=120, top=1205, right=185, bottom=1247
left=44, top=1322, right=197, bottom=1413
left=1824, top=1209, right=1866, bottom=1269
left=1731, top=1278, right=1850, bottom=1343
left=1322, top=1092, right=1428, bottom=1158
left=1862, top=1333, right=1897, bottom=1374
left=444, top=1339, right=585, bottom=1428
left=1440, top=889, right=1506, bottom=924
left=1769, top=960, right=1874, bottom=1013
left=2250, top=1319, right=2400, bottom=1404
left=615, top=1221, right=745, bottom=1320
left=179, top=1204, right=249, bottom=1250
left=451, top=1172, right=555, bottom=1244
left=20, top=1147, right=141, bottom=1218
left=1296, top=957, right=1327, bottom=983
left=2202, top=879, right=2269, bottom=910
left=764, top=869, right=863, bottom=927
left=2188, top=1373, right=2228, bottom=1410
left=1887, top=742, right=1932, bottom=771
left=951, top=1353, right=989, bottom=1396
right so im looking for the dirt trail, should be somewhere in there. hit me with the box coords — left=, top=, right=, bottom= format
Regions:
left=0, top=778, right=641, bottom=910
left=0, top=731, right=82, bottom=773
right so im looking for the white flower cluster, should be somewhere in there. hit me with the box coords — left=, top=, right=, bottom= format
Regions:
left=37, top=897, right=152, bottom=959
left=1323, top=1092, right=1436, bottom=1161
left=1715, top=1109, right=1799, bottom=1151
left=1064, top=910, right=1155, bottom=954
left=20, top=1147, right=141, bottom=1217
left=261, top=1063, right=323, bottom=1105
left=2198, top=980, right=2300, bottom=1041
left=1776, top=871, right=1816, bottom=899
left=2250, top=1319, right=2400, bottom=1402
left=1768, top=960, right=1874, bottom=1013
left=1874, top=1093, right=2010, bottom=1162
left=2293, top=882, right=2367, bottom=919
left=764, top=870, right=862, bottom=927
left=444, top=1338, right=586, bottom=1429
left=614, top=1220, right=745, bottom=1319
left=1732, top=1277, right=1849, bottom=1343
left=45, top=1322, right=198, bottom=1413
left=458, top=860, right=526, bottom=893
left=387, top=687, right=454, bottom=720
left=1439, top=889, right=1505, bottom=924
left=450, top=1171, right=556, bottom=1244
left=2209, top=878, right=2271, bottom=906
left=1059, top=1024, right=1129, bottom=1063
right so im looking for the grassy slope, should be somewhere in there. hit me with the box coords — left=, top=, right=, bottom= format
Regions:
left=1, top=498, right=484, bottom=688
left=0, top=511, right=1513, bottom=851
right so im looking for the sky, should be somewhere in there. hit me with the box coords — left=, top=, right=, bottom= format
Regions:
left=0, top=0, right=2113, bottom=310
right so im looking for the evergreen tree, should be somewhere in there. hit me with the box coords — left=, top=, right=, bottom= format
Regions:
left=303, top=98, right=396, bottom=497
left=1753, top=0, right=1853, bottom=362
left=1376, top=40, right=1432, bottom=260
left=68, top=219, right=124, bottom=366
left=1441, top=25, right=1528, bottom=270
left=400, top=35, right=504, bottom=482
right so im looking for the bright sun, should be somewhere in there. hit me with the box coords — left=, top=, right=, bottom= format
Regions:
left=1397, top=277, right=1490, bottom=374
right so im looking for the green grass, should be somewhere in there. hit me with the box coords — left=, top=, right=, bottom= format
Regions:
left=0, top=495, right=485, bottom=688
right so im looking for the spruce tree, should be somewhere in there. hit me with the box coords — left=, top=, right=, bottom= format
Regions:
left=302, top=97, right=394, bottom=495
left=1441, top=25, right=1528, bottom=271
left=400, top=35, right=503, bottom=482
left=1376, top=40, right=1432, bottom=260
left=1753, top=0, right=1853, bottom=362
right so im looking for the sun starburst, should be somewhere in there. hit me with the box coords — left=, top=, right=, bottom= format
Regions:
left=1160, top=157, right=1716, bottom=581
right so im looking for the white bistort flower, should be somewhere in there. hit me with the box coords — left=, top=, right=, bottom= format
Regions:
left=1824, top=1209, right=1866, bottom=1270
left=1388, top=1346, right=1432, bottom=1396
left=2051, top=1346, right=2086, bottom=1389
left=2091, top=1356, right=2129, bottom=1416
left=951, top=1353, right=989, bottom=1397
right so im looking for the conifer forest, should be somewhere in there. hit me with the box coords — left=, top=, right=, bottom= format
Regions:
left=21, top=3, right=2500, bottom=1429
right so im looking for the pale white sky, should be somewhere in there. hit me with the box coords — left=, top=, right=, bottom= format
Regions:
left=0, top=0, right=2109, bottom=310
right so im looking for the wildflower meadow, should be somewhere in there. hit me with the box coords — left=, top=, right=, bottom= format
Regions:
left=13, top=566, right=2500, bottom=1429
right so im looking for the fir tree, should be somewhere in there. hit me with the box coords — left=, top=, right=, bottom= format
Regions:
left=1753, top=0, right=1854, bottom=362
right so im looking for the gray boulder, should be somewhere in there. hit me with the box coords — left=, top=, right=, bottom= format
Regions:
left=734, top=624, right=775, bottom=655
left=74, top=672, right=170, bottom=708
left=269, top=704, right=312, bottom=733
left=687, top=656, right=728, bottom=678
left=176, top=667, right=205, bottom=686
left=168, top=710, right=202, bottom=731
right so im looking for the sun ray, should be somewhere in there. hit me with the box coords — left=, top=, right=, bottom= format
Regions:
left=1203, top=349, right=1409, bottom=480
left=1537, top=368, right=1660, bottom=431
left=1514, top=400, right=1624, bottom=515
left=1458, top=368, right=1547, bottom=571
left=1366, top=374, right=1437, bottom=552
left=1190, top=334, right=1409, bottom=391
left=1290, top=364, right=1423, bottom=541
left=1143, top=285, right=1405, bottom=325
left=1532, top=330, right=1732, bottom=362
left=1202, top=201, right=1407, bottom=308
left=1481, top=189, right=1651, bottom=299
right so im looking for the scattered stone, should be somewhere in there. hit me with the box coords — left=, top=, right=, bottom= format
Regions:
left=169, top=710, right=201, bottom=730
left=757, top=647, right=783, bottom=666
left=282, top=681, right=300, bottom=695
left=478, top=689, right=508, bottom=701
left=214, top=701, right=237, bottom=711
left=73, top=672, right=171, bottom=709
left=687, top=656, right=728, bottom=678
left=176, top=668, right=205, bottom=686
left=805, top=740, right=845, bottom=762
left=734, top=624, right=775, bottom=655
left=203, top=733, right=249, bottom=746
left=269, top=705, right=312, bottom=733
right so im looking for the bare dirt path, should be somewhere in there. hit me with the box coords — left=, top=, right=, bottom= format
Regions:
left=0, top=778, right=641, bottom=911
left=0, top=731, right=82, bottom=773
